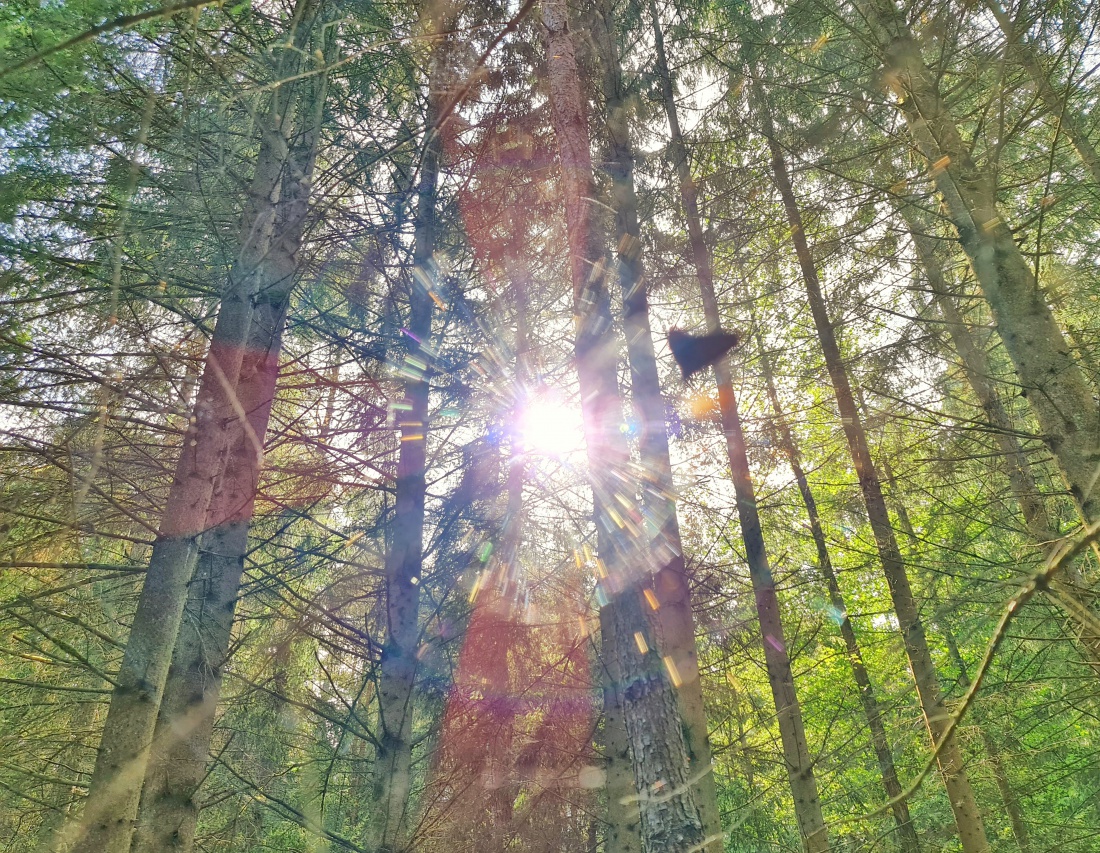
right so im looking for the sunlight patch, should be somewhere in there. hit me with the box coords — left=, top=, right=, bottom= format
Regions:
left=517, top=388, right=585, bottom=457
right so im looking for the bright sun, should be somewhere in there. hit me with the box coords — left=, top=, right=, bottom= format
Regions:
left=515, top=389, right=585, bottom=457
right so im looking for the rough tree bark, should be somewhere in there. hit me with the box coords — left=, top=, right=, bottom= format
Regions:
left=591, top=2, right=722, bottom=849
left=543, top=1, right=704, bottom=849
left=649, top=9, right=829, bottom=852
left=129, top=19, right=332, bottom=853
left=601, top=621, right=644, bottom=853
left=66, top=5, right=320, bottom=851
left=760, top=106, right=991, bottom=853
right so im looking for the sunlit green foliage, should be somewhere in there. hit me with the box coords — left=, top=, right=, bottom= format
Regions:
left=1, top=0, right=1098, bottom=850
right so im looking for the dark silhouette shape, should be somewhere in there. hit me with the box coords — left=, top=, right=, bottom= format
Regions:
left=668, top=328, right=740, bottom=378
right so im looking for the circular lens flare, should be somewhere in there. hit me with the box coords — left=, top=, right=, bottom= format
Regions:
left=517, top=390, right=584, bottom=457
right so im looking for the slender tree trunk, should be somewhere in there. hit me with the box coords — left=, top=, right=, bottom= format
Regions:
left=368, top=9, right=452, bottom=850
left=129, top=26, right=332, bottom=853
left=649, top=9, right=828, bottom=852
left=939, top=627, right=1032, bottom=853
left=905, top=220, right=1100, bottom=677
left=592, top=3, right=721, bottom=849
left=856, top=0, right=1100, bottom=525
left=759, top=344, right=920, bottom=853
left=760, top=108, right=991, bottom=853
left=543, top=1, right=703, bottom=849
left=982, top=0, right=1100, bottom=186
left=550, top=10, right=642, bottom=849
left=66, top=7, right=319, bottom=851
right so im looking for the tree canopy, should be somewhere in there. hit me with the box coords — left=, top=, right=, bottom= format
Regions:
left=1, top=0, right=1098, bottom=851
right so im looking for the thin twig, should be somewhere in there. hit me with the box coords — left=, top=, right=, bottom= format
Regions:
left=849, top=517, right=1100, bottom=824
left=0, top=0, right=217, bottom=80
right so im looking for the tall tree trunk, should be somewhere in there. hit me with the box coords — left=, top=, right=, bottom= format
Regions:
left=129, top=24, right=332, bottom=853
left=591, top=3, right=722, bottom=849
left=982, top=0, right=1100, bottom=186
left=368, top=9, right=452, bottom=850
left=760, top=107, right=991, bottom=853
left=939, top=625, right=1032, bottom=853
left=649, top=9, right=829, bottom=852
left=903, top=218, right=1100, bottom=676
left=601, top=623, right=644, bottom=853
left=856, top=0, right=1100, bottom=525
left=542, top=1, right=704, bottom=849
left=759, top=344, right=920, bottom=853
left=66, top=6, right=319, bottom=851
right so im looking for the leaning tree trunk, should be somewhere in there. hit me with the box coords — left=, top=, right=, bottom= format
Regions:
left=760, top=105, right=991, bottom=853
left=368, top=8, right=454, bottom=851
left=875, top=419, right=1046, bottom=852
left=130, top=23, right=332, bottom=853
left=856, top=0, right=1100, bottom=526
left=591, top=3, right=721, bottom=849
left=939, top=624, right=1032, bottom=853
left=759, top=342, right=920, bottom=853
left=66, top=6, right=319, bottom=851
left=982, top=0, right=1100, bottom=186
left=543, top=1, right=704, bottom=849
left=904, top=216, right=1100, bottom=677
left=649, top=9, right=829, bottom=852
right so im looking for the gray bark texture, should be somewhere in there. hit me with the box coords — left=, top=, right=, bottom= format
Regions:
left=66, top=5, right=322, bottom=850
left=367, top=7, right=453, bottom=850
left=592, top=2, right=722, bottom=849
left=601, top=625, right=645, bottom=853
left=129, top=20, right=332, bottom=851
left=543, top=1, right=704, bottom=849
left=905, top=218, right=1100, bottom=677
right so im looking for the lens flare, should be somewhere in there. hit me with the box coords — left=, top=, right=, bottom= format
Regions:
left=516, top=389, right=584, bottom=457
